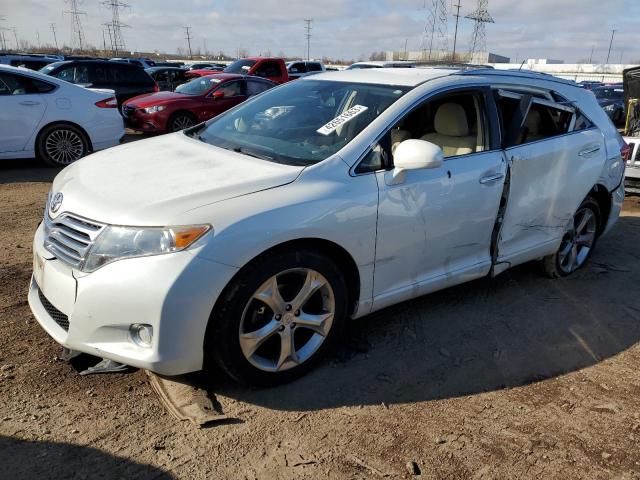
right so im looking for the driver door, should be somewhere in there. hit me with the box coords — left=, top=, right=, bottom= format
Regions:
left=370, top=88, right=506, bottom=310
left=202, top=80, right=247, bottom=121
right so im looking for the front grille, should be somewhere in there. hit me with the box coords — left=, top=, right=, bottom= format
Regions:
left=44, top=212, right=105, bottom=269
left=38, top=288, right=69, bottom=331
left=122, top=105, right=136, bottom=118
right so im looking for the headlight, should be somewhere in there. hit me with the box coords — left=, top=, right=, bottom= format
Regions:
left=143, top=105, right=166, bottom=114
left=82, top=224, right=211, bottom=272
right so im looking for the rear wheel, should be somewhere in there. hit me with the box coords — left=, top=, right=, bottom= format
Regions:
left=168, top=112, right=196, bottom=132
left=542, top=196, right=601, bottom=278
left=37, top=124, right=89, bottom=167
left=206, top=249, right=348, bottom=386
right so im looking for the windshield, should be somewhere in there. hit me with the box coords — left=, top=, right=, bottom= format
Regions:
left=193, top=79, right=411, bottom=166
left=39, top=62, right=66, bottom=74
left=224, top=59, right=257, bottom=74
left=176, top=76, right=222, bottom=95
left=594, top=88, right=622, bottom=100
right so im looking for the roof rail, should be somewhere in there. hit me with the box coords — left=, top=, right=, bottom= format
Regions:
left=456, top=68, right=577, bottom=86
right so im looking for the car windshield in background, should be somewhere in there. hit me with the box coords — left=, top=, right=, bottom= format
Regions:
left=176, top=77, right=221, bottom=95
left=594, top=88, right=623, bottom=100
left=39, top=62, right=65, bottom=74
left=194, top=79, right=411, bottom=166
left=224, top=59, right=257, bottom=74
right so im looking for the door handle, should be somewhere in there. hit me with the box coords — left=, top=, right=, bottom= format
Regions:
left=479, top=173, right=505, bottom=185
left=578, top=146, right=601, bottom=157
left=19, top=101, right=40, bottom=106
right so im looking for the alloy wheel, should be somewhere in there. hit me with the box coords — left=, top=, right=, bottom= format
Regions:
left=44, top=129, right=85, bottom=165
left=558, top=207, right=597, bottom=274
left=239, top=268, right=335, bottom=372
left=171, top=115, right=194, bottom=131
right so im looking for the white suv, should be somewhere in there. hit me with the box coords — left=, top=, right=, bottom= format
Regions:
left=29, top=68, right=626, bottom=386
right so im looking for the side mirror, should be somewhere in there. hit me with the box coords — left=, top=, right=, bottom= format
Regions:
left=388, top=139, right=443, bottom=185
left=212, top=90, right=225, bottom=100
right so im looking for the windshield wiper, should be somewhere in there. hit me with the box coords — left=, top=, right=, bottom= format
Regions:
left=232, top=147, right=274, bottom=162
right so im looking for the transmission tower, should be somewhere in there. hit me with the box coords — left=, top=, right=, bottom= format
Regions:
left=420, top=0, right=448, bottom=61
left=0, top=15, right=6, bottom=52
left=50, top=23, right=59, bottom=51
left=64, top=0, right=87, bottom=52
left=102, top=0, right=128, bottom=56
left=304, top=19, right=312, bottom=61
left=465, top=0, right=494, bottom=62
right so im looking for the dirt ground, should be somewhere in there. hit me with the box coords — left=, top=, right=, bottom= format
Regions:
left=1, top=155, right=640, bottom=479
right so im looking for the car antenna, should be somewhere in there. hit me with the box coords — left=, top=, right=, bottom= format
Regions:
left=519, top=60, right=526, bottom=71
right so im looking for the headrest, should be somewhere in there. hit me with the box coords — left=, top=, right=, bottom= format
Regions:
left=434, top=103, right=469, bottom=137
left=391, top=128, right=410, bottom=144
left=524, top=109, right=542, bottom=134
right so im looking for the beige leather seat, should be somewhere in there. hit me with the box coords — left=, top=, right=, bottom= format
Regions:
left=520, top=109, right=546, bottom=143
left=391, top=128, right=411, bottom=154
left=421, top=103, right=476, bottom=157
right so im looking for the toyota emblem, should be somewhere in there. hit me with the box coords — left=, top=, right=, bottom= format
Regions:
left=50, top=192, right=64, bottom=214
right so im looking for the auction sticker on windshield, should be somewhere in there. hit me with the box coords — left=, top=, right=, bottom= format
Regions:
left=317, top=105, right=368, bottom=136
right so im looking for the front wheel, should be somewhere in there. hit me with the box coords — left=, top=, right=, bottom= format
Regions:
left=542, top=196, right=601, bottom=278
left=168, top=112, right=196, bottom=132
left=206, top=249, right=348, bottom=386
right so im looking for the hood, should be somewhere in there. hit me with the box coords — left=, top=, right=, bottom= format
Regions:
left=50, top=133, right=305, bottom=225
left=126, top=91, right=187, bottom=107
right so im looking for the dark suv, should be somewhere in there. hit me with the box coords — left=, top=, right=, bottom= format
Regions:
left=40, top=60, right=157, bottom=108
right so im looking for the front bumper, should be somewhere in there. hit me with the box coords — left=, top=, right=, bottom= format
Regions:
left=123, top=109, right=165, bottom=133
left=28, top=222, right=239, bottom=376
left=625, top=166, right=640, bottom=194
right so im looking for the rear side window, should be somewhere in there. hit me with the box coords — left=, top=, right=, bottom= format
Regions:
left=30, top=78, right=56, bottom=93
left=518, top=104, right=572, bottom=144
left=308, top=63, right=323, bottom=72
left=573, top=110, right=594, bottom=131
left=112, top=65, right=153, bottom=85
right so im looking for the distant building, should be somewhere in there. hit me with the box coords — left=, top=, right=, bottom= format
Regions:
left=385, top=50, right=510, bottom=64
left=525, top=59, right=565, bottom=65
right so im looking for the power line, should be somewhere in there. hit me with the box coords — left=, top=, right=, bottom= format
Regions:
left=64, top=0, right=87, bottom=52
left=183, top=26, right=193, bottom=60
left=466, top=0, right=494, bottom=61
left=101, top=0, right=129, bottom=56
left=304, top=19, right=312, bottom=61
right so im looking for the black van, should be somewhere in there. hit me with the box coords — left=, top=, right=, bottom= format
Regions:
left=40, top=60, right=157, bottom=108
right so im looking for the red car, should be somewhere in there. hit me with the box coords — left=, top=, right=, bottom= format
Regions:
left=185, top=57, right=290, bottom=84
left=122, top=74, right=277, bottom=133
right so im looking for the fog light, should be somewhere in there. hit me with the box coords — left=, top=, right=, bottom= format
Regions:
left=130, top=324, right=153, bottom=348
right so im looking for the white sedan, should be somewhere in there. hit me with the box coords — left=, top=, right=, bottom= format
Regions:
left=0, top=65, right=124, bottom=166
left=29, top=68, right=625, bottom=386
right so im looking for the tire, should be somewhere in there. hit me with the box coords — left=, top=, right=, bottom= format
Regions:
left=168, top=112, right=196, bottom=132
left=206, top=249, right=348, bottom=387
left=542, top=196, right=601, bottom=278
left=37, top=124, right=89, bottom=167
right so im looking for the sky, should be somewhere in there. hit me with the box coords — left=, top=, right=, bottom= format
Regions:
left=1, top=0, right=640, bottom=63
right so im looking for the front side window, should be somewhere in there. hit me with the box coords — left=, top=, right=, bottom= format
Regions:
left=246, top=80, right=272, bottom=96
left=193, top=79, right=410, bottom=166
left=216, top=80, right=245, bottom=97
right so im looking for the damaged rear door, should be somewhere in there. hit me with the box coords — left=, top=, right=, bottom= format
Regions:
left=493, top=90, right=606, bottom=271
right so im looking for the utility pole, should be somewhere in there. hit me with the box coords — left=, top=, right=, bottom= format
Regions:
left=36, top=29, right=41, bottom=50
left=588, top=45, right=594, bottom=64
left=183, top=26, right=193, bottom=59
left=50, top=23, right=59, bottom=51
left=605, top=29, right=615, bottom=64
left=404, top=38, right=408, bottom=60
left=12, top=27, right=18, bottom=50
left=452, top=0, right=462, bottom=61
left=304, top=19, right=312, bottom=61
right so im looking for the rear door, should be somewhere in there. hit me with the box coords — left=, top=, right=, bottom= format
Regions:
left=154, top=69, right=171, bottom=91
left=495, top=90, right=606, bottom=268
left=0, top=72, right=47, bottom=152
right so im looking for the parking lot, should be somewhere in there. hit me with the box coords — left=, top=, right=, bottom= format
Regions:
left=1, top=147, right=640, bottom=478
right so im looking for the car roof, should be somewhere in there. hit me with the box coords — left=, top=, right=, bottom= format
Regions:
left=200, top=73, right=245, bottom=81
left=146, top=66, right=183, bottom=71
left=351, top=61, right=416, bottom=67
left=304, top=67, right=460, bottom=86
